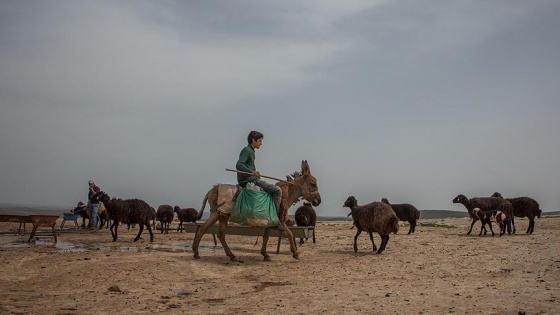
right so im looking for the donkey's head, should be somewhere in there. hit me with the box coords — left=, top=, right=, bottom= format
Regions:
left=291, top=160, right=321, bottom=207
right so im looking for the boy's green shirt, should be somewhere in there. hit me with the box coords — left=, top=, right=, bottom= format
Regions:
left=236, top=145, right=257, bottom=187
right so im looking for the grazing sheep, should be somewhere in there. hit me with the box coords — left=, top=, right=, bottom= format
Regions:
left=294, top=201, right=317, bottom=245
left=381, top=198, right=420, bottom=235
left=452, top=194, right=514, bottom=235
left=156, top=205, right=174, bottom=234
left=173, top=206, right=199, bottom=232
left=91, top=191, right=155, bottom=242
left=343, top=196, right=399, bottom=254
left=491, top=192, right=542, bottom=234
left=472, top=208, right=507, bottom=236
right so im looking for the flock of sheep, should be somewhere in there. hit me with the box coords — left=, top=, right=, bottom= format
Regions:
left=80, top=190, right=541, bottom=257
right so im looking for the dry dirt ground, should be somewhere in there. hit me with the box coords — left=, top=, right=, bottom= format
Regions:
left=0, top=216, right=558, bottom=315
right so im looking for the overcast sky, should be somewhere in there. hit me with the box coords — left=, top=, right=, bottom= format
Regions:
left=1, top=0, right=559, bottom=216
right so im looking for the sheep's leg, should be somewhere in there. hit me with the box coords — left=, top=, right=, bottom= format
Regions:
left=511, top=216, right=516, bottom=234
left=368, top=232, right=377, bottom=252
left=527, top=219, right=534, bottom=234
left=411, top=220, right=417, bottom=233
left=478, top=223, right=484, bottom=236
left=377, top=235, right=389, bottom=254
left=353, top=229, right=362, bottom=253
left=407, top=221, right=413, bottom=235
left=177, top=222, right=182, bottom=232
left=146, top=223, right=154, bottom=242
left=488, top=222, right=495, bottom=236
left=192, top=212, right=219, bottom=260
left=506, top=219, right=512, bottom=235
left=467, top=218, right=478, bottom=235
left=312, top=226, right=316, bottom=243
left=216, top=216, right=237, bottom=262
left=299, top=237, right=304, bottom=246
left=110, top=221, right=118, bottom=241
left=134, top=224, right=144, bottom=242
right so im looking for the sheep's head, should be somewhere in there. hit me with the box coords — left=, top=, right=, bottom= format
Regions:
left=343, top=196, right=358, bottom=216
left=381, top=198, right=390, bottom=204
left=91, top=191, right=110, bottom=204
left=173, top=206, right=181, bottom=213
left=491, top=192, right=503, bottom=198
left=452, top=194, right=467, bottom=204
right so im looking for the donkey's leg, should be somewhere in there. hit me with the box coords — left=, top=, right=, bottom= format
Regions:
left=192, top=212, right=219, bottom=259
left=261, top=228, right=272, bottom=261
left=216, top=216, right=238, bottom=262
left=283, top=225, right=299, bottom=259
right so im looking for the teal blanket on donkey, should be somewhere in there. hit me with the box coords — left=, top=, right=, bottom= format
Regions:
left=230, top=189, right=280, bottom=227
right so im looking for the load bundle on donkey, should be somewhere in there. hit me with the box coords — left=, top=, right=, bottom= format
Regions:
left=192, top=160, right=321, bottom=262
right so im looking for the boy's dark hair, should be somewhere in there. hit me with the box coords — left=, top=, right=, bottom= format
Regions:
left=247, top=131, right=264, bottom=144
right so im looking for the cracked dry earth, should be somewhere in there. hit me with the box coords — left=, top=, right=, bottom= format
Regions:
left=0, top=216, right=559, bottom=314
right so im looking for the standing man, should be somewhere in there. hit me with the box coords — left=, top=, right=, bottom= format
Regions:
left=87, top=180, right=101, bottom=229
left=236, top=131, right=282, bottom=214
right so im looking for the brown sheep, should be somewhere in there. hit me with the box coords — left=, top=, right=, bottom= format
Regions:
left=381, top=198, right=420, bottom=234
left=173, top=206, right=199, bottom=232
left=294, top=201, right=317, bottom=245
left=452, top=194, right=514, bottom=235
left=491, top=192, right=542, bottom=234
left=343, top=196, right=399, bottom=254
left=156, top=205, right=174, bottom=234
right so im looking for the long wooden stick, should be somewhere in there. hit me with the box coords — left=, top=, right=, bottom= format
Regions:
left=225, top=169, right=293, bottom=185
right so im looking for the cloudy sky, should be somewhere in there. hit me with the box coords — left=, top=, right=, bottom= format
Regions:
left=1, top=0, right=559, bottom=216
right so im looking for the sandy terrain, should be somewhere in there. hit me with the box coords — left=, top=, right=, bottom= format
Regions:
left=0, top=216, right=558, bottom=315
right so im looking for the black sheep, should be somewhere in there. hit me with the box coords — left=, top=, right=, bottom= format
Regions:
left=91, top=191, right=155, bottom=242
left=174, top=206, right=199, bottom=232
left=343, top=196, right=399, bottom=254
left=491, top=192, right=542, bottom=234
left=452, top=194, right=514, bottom=236
left=381, top=198, right=420, bottom=234
left=294, top=201, right=317, bottom=245
left=156, top=205, right=174, bottom=234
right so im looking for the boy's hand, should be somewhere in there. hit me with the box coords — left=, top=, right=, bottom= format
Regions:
left=253, top=170, right=261, bottom=178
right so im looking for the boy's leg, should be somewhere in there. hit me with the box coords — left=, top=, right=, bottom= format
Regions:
left=252, top=179, right=282, bottom=214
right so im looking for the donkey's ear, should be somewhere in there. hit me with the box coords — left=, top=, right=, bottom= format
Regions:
left=301, top=160, right=310, bottom=174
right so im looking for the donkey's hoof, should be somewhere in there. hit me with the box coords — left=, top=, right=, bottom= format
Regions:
left=193, top=254, right=200, bottom=260
left=263, top=256, right=271, bottom=261
left=292, top=252, right=300, bottom=260
left=230, top=256, right=238, bottom=262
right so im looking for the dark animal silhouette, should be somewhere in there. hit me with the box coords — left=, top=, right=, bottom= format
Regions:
left=381, top=198, right=420, bottom=234
left=174, top=206, right=199, bottom=232
left=343, top=196, right=399, bottom=254
left=491, top=192, right=542, bottom=234
left=156, top=205, right=174, bottom=234
left=294, top=201, right=317, bottom=245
